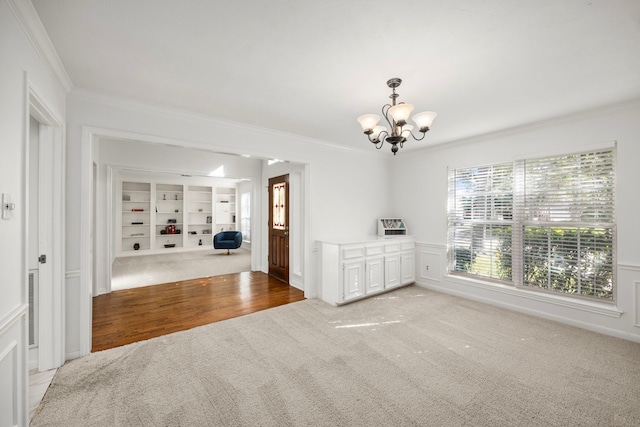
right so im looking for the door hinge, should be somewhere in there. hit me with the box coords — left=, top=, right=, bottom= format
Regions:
left=38, top=254, right=47, bottom=264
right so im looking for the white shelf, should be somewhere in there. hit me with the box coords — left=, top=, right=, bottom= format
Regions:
left=215, top=187, right=236, bottom=231
left=118, top=181, right=238, bottom=256
left=120, top=181, right=151, bottom=253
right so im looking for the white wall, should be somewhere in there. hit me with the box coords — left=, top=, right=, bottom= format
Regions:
left=0, top=1, right=68, bottom=425
left=390, top=101, right=640, bottom=342
left=97, top=137, right=264, bottom=179
left=64, top=91, right=390, bottom=359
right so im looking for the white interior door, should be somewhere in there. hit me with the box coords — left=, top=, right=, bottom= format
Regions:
left=37, top=124, right=55, bottom=371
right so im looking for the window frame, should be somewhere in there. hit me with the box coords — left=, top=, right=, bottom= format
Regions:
left=240, top=191, right=251, bottom=243
left=447, top=147, right=617, bottom=303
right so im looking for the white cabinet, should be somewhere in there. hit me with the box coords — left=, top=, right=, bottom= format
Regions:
left=384, top=254, right=402, bottom=289
left=319, top=237, right=415, bottom=305
left=343, top=259, right=365, bottom=302
left=365, top=256, right=385, bottom=294
left=401, top=246, right=415, bottom=285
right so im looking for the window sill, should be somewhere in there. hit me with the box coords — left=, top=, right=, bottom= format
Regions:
left=445, top=274, right=623, bottom=319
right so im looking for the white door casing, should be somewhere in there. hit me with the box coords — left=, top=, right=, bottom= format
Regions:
left=29, top=87, right=65, bottom=372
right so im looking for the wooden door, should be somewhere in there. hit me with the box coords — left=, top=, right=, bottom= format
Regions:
left=268, top=174, right=289, bottom=283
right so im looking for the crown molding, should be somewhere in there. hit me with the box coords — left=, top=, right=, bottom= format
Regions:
left=69, top=87, right=380, bottom=158
left=413, top=97, right=640, bottom=155
left=7, top=0, right=73, bottom=93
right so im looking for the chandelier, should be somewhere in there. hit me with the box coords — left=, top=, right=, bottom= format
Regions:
left=357, top=78, right=437, bottom=155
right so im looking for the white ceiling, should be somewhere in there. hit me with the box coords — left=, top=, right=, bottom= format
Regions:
left=32, top=0, right=640, bottom=153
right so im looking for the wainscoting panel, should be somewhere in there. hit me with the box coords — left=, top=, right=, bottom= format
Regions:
left=65, top=271, right=84, bottom=361
left=635, top=281, right=640, bottom=328
left=0, top=339, right=18, bottom=426
left=619, top=264, right=640, bottom=329
left=420, top=252, right=441, bottom=281
left=416, top=243, right=446, bottom=282
left=0, top=304, right=28, bottom=427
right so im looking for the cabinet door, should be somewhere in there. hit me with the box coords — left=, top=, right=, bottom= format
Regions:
left=343, top=259, right=365, bottom=302
left=384, top=254, right=402, bottom=289
left=365, top=256, right=384, bottom=294
left=401, top=250, right=415, bottom=284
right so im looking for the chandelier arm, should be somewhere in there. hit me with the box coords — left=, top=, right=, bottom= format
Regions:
left=407, top=128, right=429, bottom=141
left=367, top=130, right=388, bottom=149
left=381, top=104, right=395, bottom=129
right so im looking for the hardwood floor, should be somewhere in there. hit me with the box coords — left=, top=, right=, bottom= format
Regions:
left=92, top=271, right=305, bottom=352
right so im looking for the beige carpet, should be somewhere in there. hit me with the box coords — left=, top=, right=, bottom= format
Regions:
left=111, top=248, right=251, bottom=290
left=32, top=286, right=640, bottom=426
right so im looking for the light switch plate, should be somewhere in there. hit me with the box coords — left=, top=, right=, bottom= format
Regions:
left=2, top=193, right=15, bottom=220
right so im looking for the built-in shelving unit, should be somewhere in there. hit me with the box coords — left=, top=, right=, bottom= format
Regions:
left=121, top=182, right=151, bottom=252
left=186, top=185, right=213, bottom=248
left=215, top=187, right=236, bottom=232
left=155, top=184, right=184, bottom=250
left=117, top=179, right=237, bottom=256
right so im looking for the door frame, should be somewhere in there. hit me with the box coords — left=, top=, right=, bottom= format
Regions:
left=78, top=127, right=313, bottom=358
left=25, top=80, right=66, bottom=371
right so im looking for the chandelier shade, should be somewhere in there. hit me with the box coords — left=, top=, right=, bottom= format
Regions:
left=401, top=124, right=414, bottom=138
left=356, top=114, right=381, bottom=132
left=412, top=111, right=437, bottom=131
left=388, top=103, right=414, bottom=124
left=357, top=78, right=436, bottom=155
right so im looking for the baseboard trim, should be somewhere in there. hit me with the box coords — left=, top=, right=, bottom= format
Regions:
left=416, top=281, right=639, bottom=343
left=444, top=274, right=622, bottom=318
left=65, top=350, right=82, bottom=361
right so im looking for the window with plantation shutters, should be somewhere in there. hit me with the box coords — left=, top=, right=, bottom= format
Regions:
left=448, top=148, right=616, bottom=301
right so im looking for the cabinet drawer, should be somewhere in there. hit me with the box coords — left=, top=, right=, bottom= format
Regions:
left=365, top=244, right=384, bottom=256
left=384, top=242, right=401, bottom=253
left=342, top=246, right=365, bottom=259
left=401, top=241, right=415, bottom=251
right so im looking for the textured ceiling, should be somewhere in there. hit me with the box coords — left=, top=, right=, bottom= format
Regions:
left=32, top=0, right=640, bottom=153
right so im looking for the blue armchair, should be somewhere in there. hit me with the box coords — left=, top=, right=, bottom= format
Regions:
left=213, top=231, right=243, bottom=255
